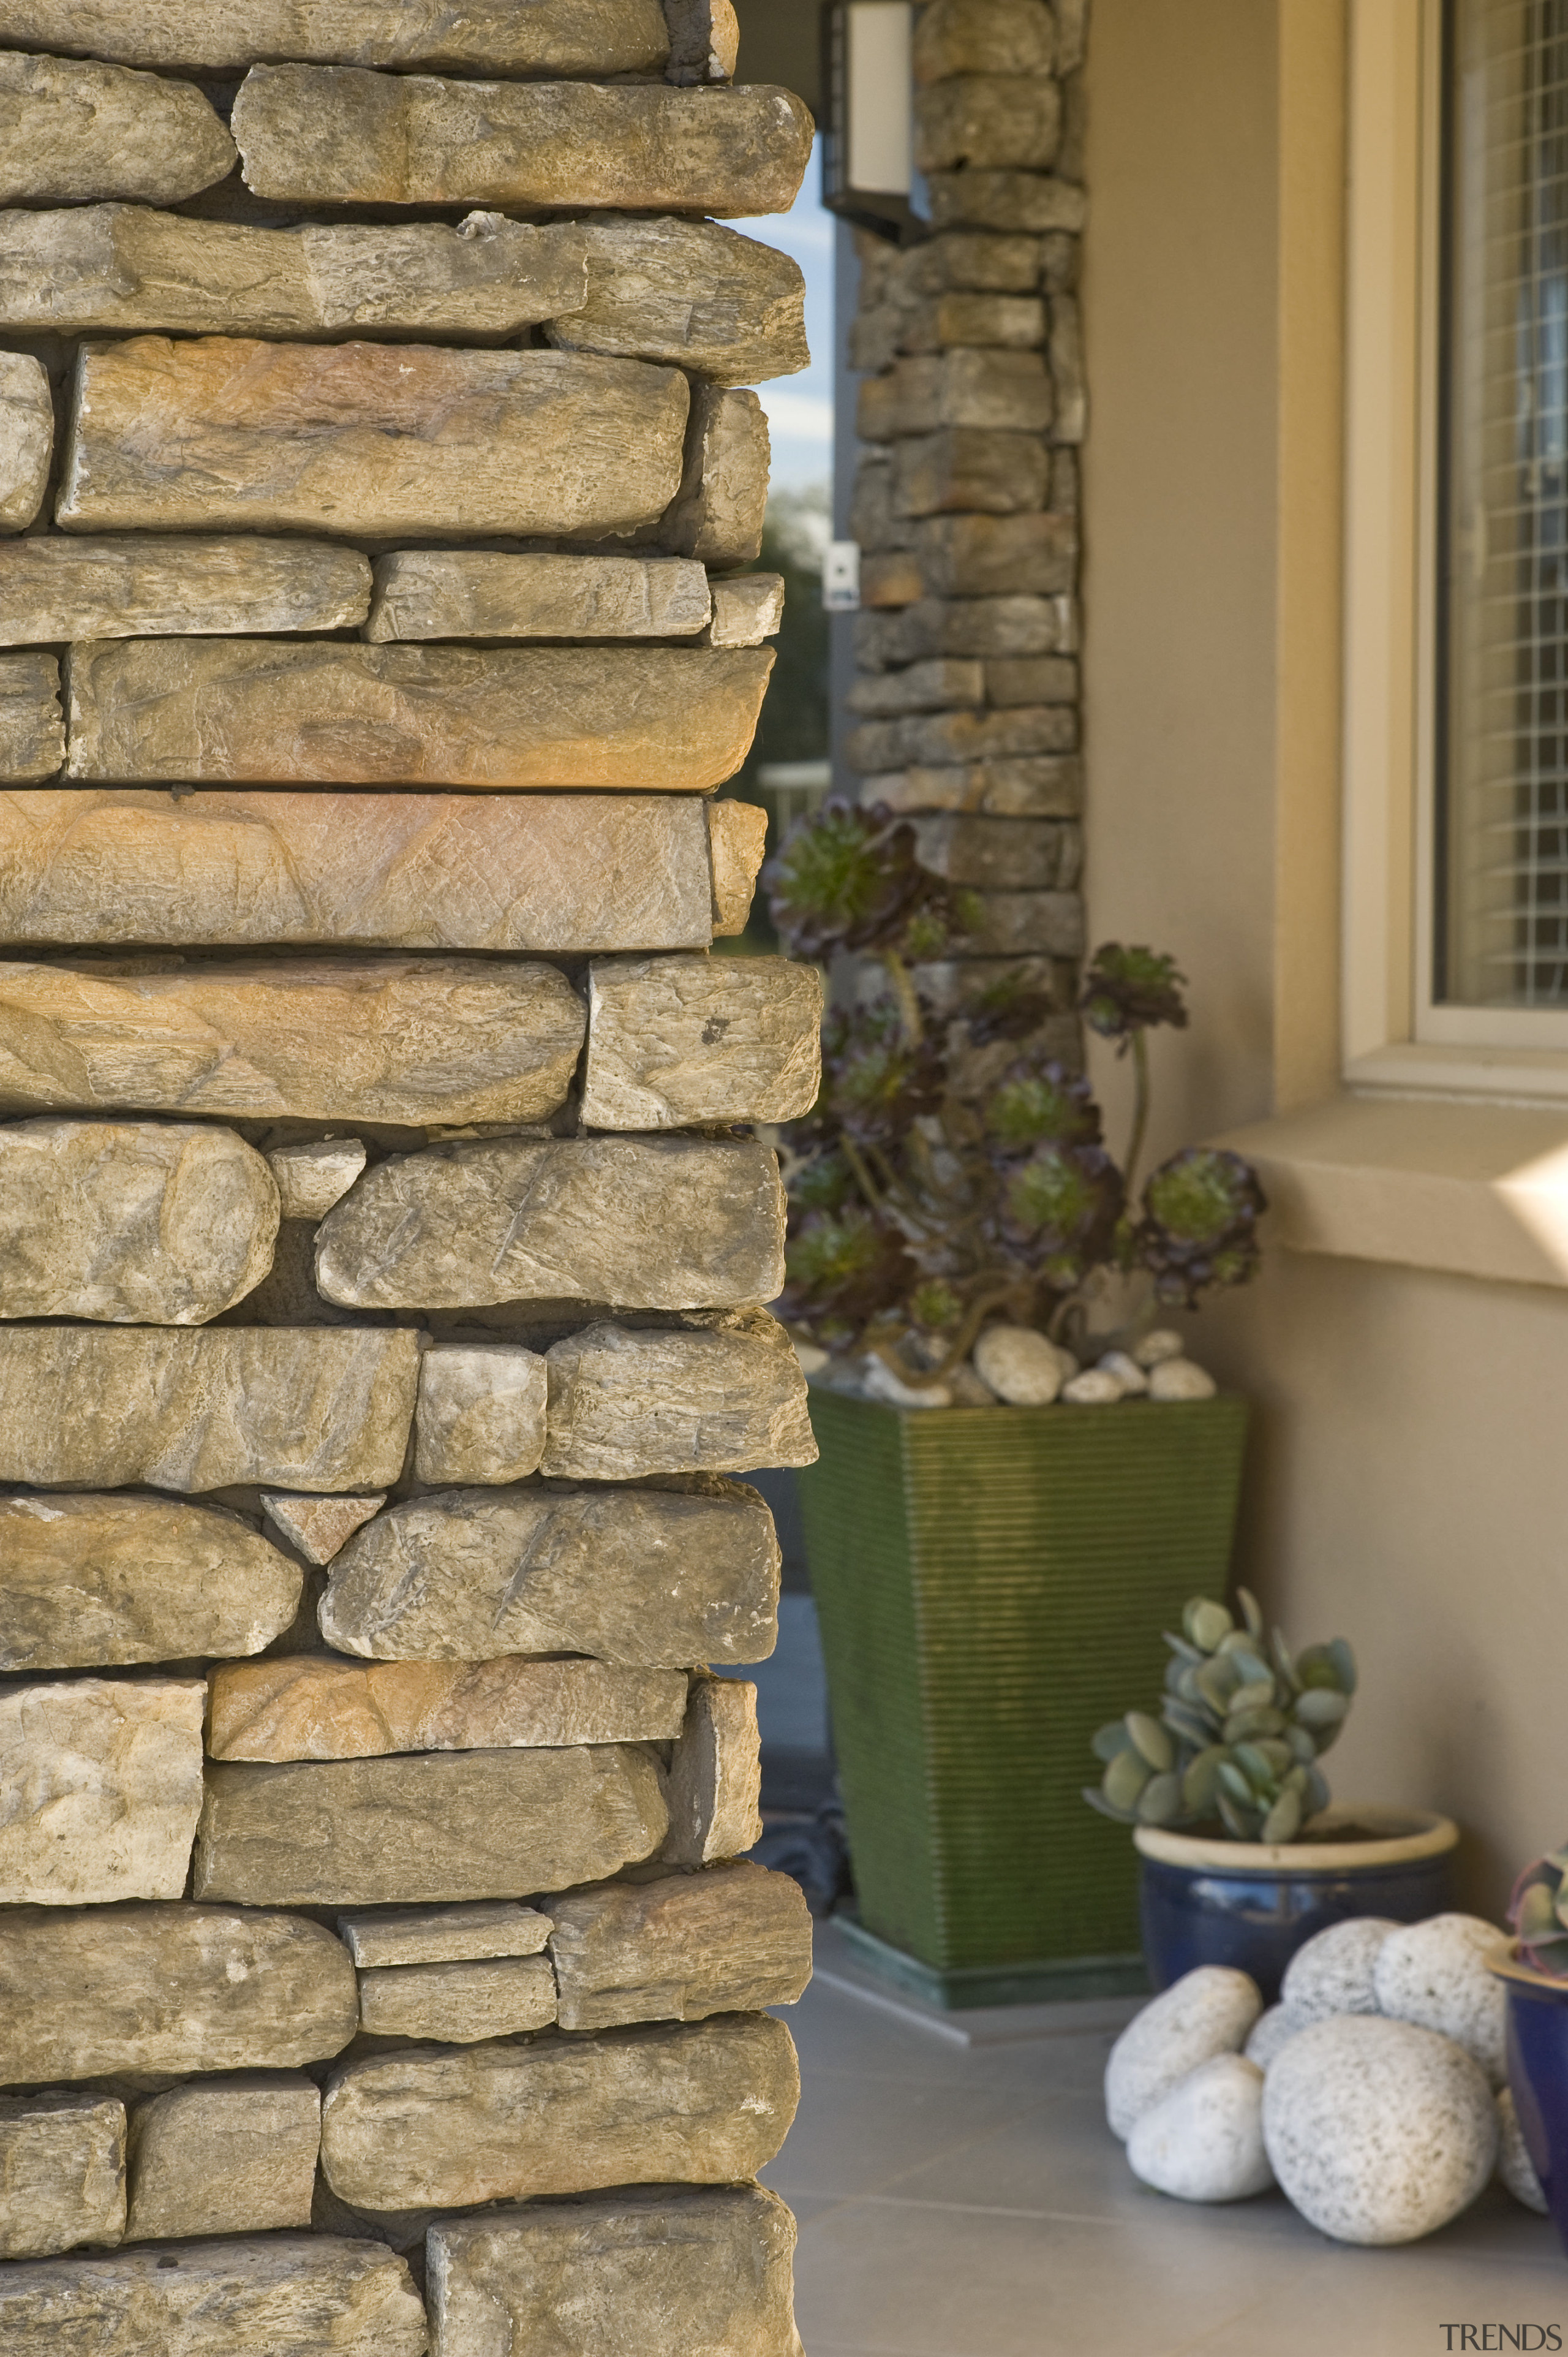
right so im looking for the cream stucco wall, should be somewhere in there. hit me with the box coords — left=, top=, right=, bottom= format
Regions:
left=1083, top=0, right=1568, bottom=1908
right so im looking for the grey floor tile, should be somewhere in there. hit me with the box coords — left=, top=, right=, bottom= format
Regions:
left=763, top=2067, right=1042, bottom=2202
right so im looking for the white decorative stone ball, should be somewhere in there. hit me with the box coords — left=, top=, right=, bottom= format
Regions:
left=1281, top=1917, right=1399, bottom=2021
left=1133, top=1328, right=1186, bottom=1368
left=859, top=1356, right=952, bottom=1410
left=1104, top=1966, right=1262, bottom=2141
left=971, top=1325, right=1062, bottom=1407
left=1148, top=1358, right=1217, bottom=1402
left=1262, top=2015, right=1498, bottom=2244
left=1496, top=2085, right=1549, bottom=2214
left=1244, top=2002, right=1316, bottom=2071
left=1063, top=1367, right=1124, bottom=1405
left=1097, top=1349, right=1148, bottom=1395
left=1126, top=2054, right=1275, bottom=2202
left=1371, top=1914, right=1510, bottom=2085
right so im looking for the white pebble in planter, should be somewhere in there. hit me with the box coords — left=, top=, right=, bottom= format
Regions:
left=1372, top=1913, right=1509, bottom=2085
left=1244, top=2002, right=1315, bottom=2071
left=971, top=1326, right=1062, bottom=1406
left=1262, top=2015, right=1498, bottom=2244
left=1148, top=1358, right=1216, bottom=1402
left=1281, top=1916, right=1398, bottom=2021
left=1104, top=1965, right=1262, bottom=2140
left=1127, top=2054, right=1274, bottom=2201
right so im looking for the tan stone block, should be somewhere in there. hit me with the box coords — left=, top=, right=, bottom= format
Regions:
left=337, top=1901, right=553, bottom=1969
left=0, top=1118, right=278, bottom=1324
left=907, top=230, right=1042, bottom=292
left=541, top=1314, right=816, bottom=1480
left=208, top=1656, right=688, bottom=1763
left=0, top=2093, right=126, bottom=2260
left=126, top=2074, right=319, bottom=2242
left=0, top=1904, right=358, bottom=2084
left=58, top=338, right=688, bottom=541
left=861, top=592, right=1076, bottom=661
left=0, top=2236, right=426, bottom=2355
left=358, top=1954, right=557, bottom=2042
left=892, top=426, right=1049, bottom=516
left=193, top=1744, right=670, bottom=1907
left=319, top=2013, right=799, bottom=2210
left=260, top=1491, right=383, bottom=1567
left=859, top=758, right=1082, bottom=818
left=709, top=795, right=769, bottom=936
left=859, top=548, right=923, bottom=608
left=987, top=654, right=1079, bottom=706
left=0, top=0, right=671, bottom=74
left=0, top=957, right=586, bottom=1127
left=847, top=703, right=1074, bottom=776
left=414, top=1344, right=548, bottom=1484
left=0, top=535, right=369, bottom=646
left=583, top=953, right=821, bottom=1129
left=429, top=2185, right=801, bottom=2357
left=663, top=384, right=771, bottom=567
left=847, top=658, right=986, bottom=716
left=318, top=1478, right=779, bottom=1667
left=233, top=67, right=813, bottom=215
left=927, top=170, right=1088, bottom=235
left=665, top=0, right=740, bottom=81
left=64, top=638, right=772, bottom=792
left=963, top=888, right=1085, bottom=957
left=317, top=1137, right=785, bottom=1312
left=0, top=650, right=61, bottom=779
left=912, top=811, right=1079, bottom=890
left=0, top=205, right=590, bottom=341
left=0, top=791, right=718, bottom=954
left=913, top=0, right=1057, bottom=79
left=545, top=214, right=808, bottom=383
left=0, top=1678, right=205, bottom=1905
left=917, top=510, right=1076, bottom=596
left=0, top=1493, right=302, bottom=1674
left=663, top=1672, right=761, bottom=1866
left=709, top=572, right=785, bottom=645
left=886, top=350, right=1052, bottom=435
left=549, top=1858, right=811, bottom=2030
left=0, top=1326, right=419, bottom=1494
left=915, top=74, right=1061, bottom=173
left=265, top=1139, right=366, bottom=1221
left=0, top=353, right=50, bottom=532
left=0, top=51, right=235, bottom=204
left=365, top=550, right=710, bottom=643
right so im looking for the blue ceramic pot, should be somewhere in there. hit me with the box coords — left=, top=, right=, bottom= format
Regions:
left=1134, top=1809, right=1458, bottom=2000
left=1493, top=1945, right=1568, bottom=2255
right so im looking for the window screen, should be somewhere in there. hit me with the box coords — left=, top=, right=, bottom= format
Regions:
left=1441, top=0, right=1568, bottom=1005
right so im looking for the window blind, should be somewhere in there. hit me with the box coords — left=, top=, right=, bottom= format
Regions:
left=1442, top=0, right=1568, bottom=1004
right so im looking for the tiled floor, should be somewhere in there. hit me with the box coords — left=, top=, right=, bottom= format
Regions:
left=767, top=1928, right=1568, bottom=2356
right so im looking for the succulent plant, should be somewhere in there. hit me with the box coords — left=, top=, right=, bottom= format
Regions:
left=1510, top=1849, right=1568, bottom=1977
left=1084, top=1590, right=1357, bottom=1844
left=1139, top=1148, right=1267, bottom=1309
left=763, top=803, right=1266, bottom=1383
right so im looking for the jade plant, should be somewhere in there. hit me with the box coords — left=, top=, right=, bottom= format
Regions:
left=1085, top=1590, right=1359, bottom=1844
left=763, top=800, right=1266, bottom=1385
left=1510, top=1852, right=1568, bottom=1975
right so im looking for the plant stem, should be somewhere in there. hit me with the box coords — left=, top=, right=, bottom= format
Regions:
left=839, top=1135, right=888, bottom=1218
left=881, top=949, right=923, bottom=1050
left=1125, top=1027, right=1151, bottom=1195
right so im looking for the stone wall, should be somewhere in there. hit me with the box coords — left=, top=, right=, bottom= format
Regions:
left=0, top=5, right=821, bottom=2348
left=845, top=0, right=1087, bottom=1060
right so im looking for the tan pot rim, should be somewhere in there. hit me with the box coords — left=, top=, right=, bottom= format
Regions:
left=1487, top=1937, right=1568, bottom=1994
left=1133, top=1804, right=1459, bottom=1876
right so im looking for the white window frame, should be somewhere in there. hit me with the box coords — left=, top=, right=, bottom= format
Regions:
left=1344, top=0, right=1568, bottom=1101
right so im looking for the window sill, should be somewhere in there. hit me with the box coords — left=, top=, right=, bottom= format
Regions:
left=1212, top=1094, right=1568, bottom=1289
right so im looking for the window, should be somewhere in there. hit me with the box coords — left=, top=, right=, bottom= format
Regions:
left=1439, top=0, right=1568, bottom=1013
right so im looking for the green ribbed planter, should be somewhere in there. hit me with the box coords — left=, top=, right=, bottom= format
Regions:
left=797, top=1387, right=1250, bottom=2006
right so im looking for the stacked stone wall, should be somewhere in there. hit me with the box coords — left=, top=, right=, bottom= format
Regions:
left=846, top=0, right=1087, bottom=1062
left=0, top=4, right=820, bottom=2348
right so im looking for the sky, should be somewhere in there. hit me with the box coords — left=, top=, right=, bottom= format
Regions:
left=733, top=139, right=835, bottom=496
